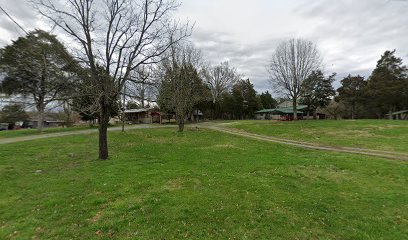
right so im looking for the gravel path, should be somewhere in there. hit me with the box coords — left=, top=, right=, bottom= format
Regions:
left=0, top=125, right=175, bottom=145
left=205, top=125, right=408, bottom=161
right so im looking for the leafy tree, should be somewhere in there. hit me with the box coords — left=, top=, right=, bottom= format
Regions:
left=366, top=50, right=407, bottom=118
left=0, top=30, right=77, bottom=132
left=337, top=75, right=367, bottom=119
left=259, top=91, right=277, bottom=109
left=0, top=104, right=29, bottom=124
left=303, top=70, right=336, bottom=119
left=229, top=79, right=260, bottom=119
left=219, top=92, right=235, bottom=119
left=321, top=100, right=346, bottom=120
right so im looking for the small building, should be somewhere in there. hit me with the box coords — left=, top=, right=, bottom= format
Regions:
left=22, top=120, right=65, bottom=129
left=256, top=101, right=308, bottom=121
left=256, top=107, right=305, bottom=121
left=124, top=108, right=161, bottom=124
left=385, top=110, right=408, bottom=120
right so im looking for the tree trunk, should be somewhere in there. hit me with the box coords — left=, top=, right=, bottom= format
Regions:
left=140, top=89, right=145, bottom=108
left=351, top=103, right=355, bottom=120
left=176, top=114, right=184, bottom=132
left=37, top=103, right=45, bottom=132
left=313, top=109, right=317, bottom=120
left=98, top=98, right=110, bottom=160
left=293, top=98, right=298, bottom=120
left=388, top=107, right=393, bottom=120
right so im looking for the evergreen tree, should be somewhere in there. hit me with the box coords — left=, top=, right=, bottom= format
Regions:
left=0, top=104, right=29, bottom=125
left=337, top=75, right=367, bottom=119
left=303, top=70, right=336, bottom=119
left=259, top=91, right=278, bottom=109
left=366, top=50, right=407, bottom=118
left=0, top=30, right=77, bottom=131
left=229, top=79, right=260, bottom=119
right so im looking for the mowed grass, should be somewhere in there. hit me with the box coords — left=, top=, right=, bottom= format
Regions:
left=0, top=126, right=95, bottom=139
left=0, top=128, right=407, bottom=239
left=226, top=120, right=408, bottom=153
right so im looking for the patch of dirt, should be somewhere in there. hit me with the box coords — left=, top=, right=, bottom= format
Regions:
left=90, top=211, right=103, bottom=222
left=326, top=130, right=375, bottom=138
left=165, top=178, right=183, bottom=191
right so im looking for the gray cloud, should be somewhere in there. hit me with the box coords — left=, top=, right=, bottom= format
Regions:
left=0, top=1, right=39, bottom=41
left=1, top=0, right=407, bottom=95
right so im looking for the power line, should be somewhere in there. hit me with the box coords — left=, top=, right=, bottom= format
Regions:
left=0, top=5, right=28, bottom=35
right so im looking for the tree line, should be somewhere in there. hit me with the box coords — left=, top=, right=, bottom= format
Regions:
left=335, top=50, right=408, bottom=119
left=0, top=1, right=407, bottom=160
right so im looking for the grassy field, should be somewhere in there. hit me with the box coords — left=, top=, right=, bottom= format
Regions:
left=0, top=126, right=96, bottom=139
left=1, top=127, right=407, bottom=239
left=225, top=120, right=408, bottom=153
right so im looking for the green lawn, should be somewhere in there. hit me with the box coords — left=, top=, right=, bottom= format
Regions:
left=1, top=127, right=407, bottom=239
left=0, top=126, right=101, bottom=139
left=225, top=120, right=408, bottom=153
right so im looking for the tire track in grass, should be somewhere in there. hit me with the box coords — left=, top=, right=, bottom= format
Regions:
left=205, top=126, right=408, bottom=162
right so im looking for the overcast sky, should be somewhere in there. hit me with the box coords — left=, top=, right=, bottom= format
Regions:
left=1, top=0, right=407, bottom=93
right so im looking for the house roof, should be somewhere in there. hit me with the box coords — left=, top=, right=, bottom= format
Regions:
left=385, top=110, right=408, bottom=115
left=256, top=107, right=304, bottom=114
left=124, top=108, right=154, bottom=113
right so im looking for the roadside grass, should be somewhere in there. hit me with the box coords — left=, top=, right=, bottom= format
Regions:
left=0, top=125, right=97, bottom=139
left=225, top=120, right=408, bottom=153
left=0, top=128, right=407, bottom=239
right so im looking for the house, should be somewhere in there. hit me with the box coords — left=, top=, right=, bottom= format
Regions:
left=385, top=110, right=408, bottom=120
left=255, top=107, right=305, bottom=121
left=22, top=119, right=65, bottom=129
left=255, top=101, right=308, bottom=120
left=124, top=108, right=205, bottom=124
left=124, top=108, right=161, bottom=124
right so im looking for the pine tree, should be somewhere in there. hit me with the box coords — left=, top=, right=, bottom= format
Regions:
left=259, top=91, right=278, bottom=109
left=337, top=75, right=367, bottom=119
left=0, top=104, right=29, bottom=125
left=366, top=50, right=407, bottom=118
left=303, top=70, right=336, bottom=119
left=0, top=30, right=77, bottom=131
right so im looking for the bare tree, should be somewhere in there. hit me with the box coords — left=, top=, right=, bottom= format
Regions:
left=127, top=66, right=157, bottom=108
left=157, top=43, right=207, bottom=132
left=322, top=100, right=346, bottom=120
left=201, top=61, right=239, bottom=104
left=268, top=38, right=321, bottom=120
left=34, top=0, right=191, bottom=159
left=201, top=61, right=239, bottom=119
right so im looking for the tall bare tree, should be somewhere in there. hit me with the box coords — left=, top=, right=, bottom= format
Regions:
left=201, top=61, right=239, bottom=118
left=35, top=0, right=190, bottom=159
left=158, top=44, right=207, bottom=132
left=201, top=61, right=239, bottom=104
left=268, top=38, right=321, bottom=120
left=127, top=66, right=157, bottom=108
